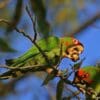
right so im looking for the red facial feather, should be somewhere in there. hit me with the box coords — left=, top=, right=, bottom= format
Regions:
left=73, top=38, right=79, bottom=45
left=77, top=69, right=85, bottom=76
left=65, top=42, right=69, bottom=46
left=77, top=69, right=93, bottom=84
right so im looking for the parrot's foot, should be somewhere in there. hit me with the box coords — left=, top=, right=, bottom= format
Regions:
left=46, top=68, right=53, bottom=74
left=46, top=68, right=62, bottom=77
left=75, top=84, right=98, bottom=100
left=86, top=87, right=98, bottom=100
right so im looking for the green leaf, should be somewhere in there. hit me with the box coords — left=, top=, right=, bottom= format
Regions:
left=6, top=0, right=23, bottom=32
left=30, top=0, right=50, bottom=37
left=42, top=70, right=56, bottom=85
left=30, top=0, right=46, bottom=19
left=0, top=38, right=16, bottom=52
left=56, top=79, right=64, bottom=100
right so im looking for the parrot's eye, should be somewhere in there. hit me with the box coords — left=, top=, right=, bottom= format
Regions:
left=66, top=51, right=69, bottom=55
left=73, top=47, right=79, bottom=51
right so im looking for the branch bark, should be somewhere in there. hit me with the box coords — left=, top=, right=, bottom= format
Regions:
left=66, top=13, right=100, bottom=36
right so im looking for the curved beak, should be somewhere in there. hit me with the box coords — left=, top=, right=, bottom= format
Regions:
left=64, top=45, right=84, bottom=62
left=71, top=54, right=80, bottom=62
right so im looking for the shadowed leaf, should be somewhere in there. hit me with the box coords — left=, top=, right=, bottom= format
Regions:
left=42, top=70, right=56, bottom=85
left=30, top=0, right=50, bottom=37
left=30, top=0, right=46, bottom=19
left=0, top=38, right=16, bottom=52
left=56, top=79, right=64, bottom=100
left=6, top=0, right=23, bottom=33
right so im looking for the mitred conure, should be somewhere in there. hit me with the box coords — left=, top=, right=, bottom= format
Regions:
left=73, top=66, right=100, bottom=98
left=0, top=36, right=84, bottom=79
left=6, top=36, right=84, bottom=66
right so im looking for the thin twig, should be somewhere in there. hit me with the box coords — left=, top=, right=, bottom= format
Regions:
left=26, top=5, right=37, bottom=42
left=0, top=64, right=47, bottom=71
left=17, top=30, right=50, bottom=65
left=0, top=64, right=12, bottom=69
left=15, top=28, right=33, bottom=42
left=25, top=6, right=51, bottom=65
left=0, top=19, right=51, bottom=67
left=66, top=13, right=100, bottom=36
left=82, top=10, right=100, bottom=30
left=26, top=5, right=34, bottom=25
left=0, top=64, right=47, bottom=80
left=0, top=19, right=33, bottom=42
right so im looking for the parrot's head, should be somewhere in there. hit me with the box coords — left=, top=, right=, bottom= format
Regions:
left=75, top=69, right=93, bottom=84
left=61, top=37, right=84, bottom=62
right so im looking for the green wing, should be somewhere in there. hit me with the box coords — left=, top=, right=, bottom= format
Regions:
left=6, top=36, right=60, bottom=67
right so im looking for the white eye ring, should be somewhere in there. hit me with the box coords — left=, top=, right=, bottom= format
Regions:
left=73, top=39, right=79, bottom=44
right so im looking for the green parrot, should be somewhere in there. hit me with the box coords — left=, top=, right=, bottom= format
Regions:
left=73, top=66, right=100, bottom=99
left=0, top=36, right=84, bottom=79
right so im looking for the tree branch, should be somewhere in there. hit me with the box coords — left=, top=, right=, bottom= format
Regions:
left=82, top=10, right=100, bottom=30
left=67, top=13, right=100, bottom=36
left=25, top=5, right=52, bottom=67
left=0, top=64, right=47, bottom=80
left=0, top=19, right=51, bottom=67
left=0, top=19, right=33, bottom=42
left=26, top=5, right=37, bottom=42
